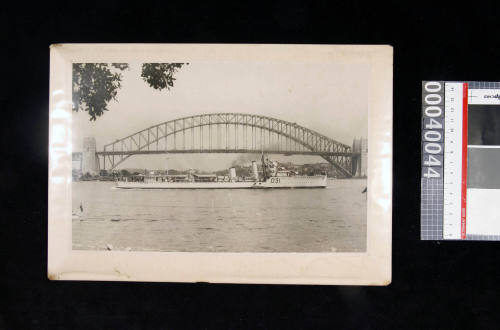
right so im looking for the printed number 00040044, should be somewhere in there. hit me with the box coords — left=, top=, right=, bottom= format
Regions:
left=422, top=81, right=444, bottom=178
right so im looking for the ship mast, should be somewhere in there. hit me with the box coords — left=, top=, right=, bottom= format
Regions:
left=261, top=153, right=267, bottom=180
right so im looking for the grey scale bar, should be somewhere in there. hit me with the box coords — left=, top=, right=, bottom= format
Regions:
left=466, top=81, right=500, bottom=240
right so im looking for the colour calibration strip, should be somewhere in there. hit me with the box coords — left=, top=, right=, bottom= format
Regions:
left=422, top=81, right=500, bottom=240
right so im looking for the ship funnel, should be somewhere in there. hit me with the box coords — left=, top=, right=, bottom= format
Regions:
left=229, top=167, right=237, bottom=181
left=252, top=161, right=258, bottom=180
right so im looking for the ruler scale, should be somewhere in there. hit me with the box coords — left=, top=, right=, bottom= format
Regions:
left=461, top=84, right=468, bottom=239
left=443, top=83, right=464, bottom=239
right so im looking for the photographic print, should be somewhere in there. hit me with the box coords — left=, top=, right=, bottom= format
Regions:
left=49, top=44, right=392, bottom=284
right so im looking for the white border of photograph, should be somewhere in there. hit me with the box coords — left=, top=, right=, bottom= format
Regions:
left=48, top=44, right=392, bottom=285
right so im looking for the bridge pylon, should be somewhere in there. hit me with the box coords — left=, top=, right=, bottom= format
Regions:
left=82, top=137, right=100, bottom=175
left=352, top=137, right=367, bottom=178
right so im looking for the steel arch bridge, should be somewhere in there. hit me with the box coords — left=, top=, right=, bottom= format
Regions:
left=97, top=113, right=360, bottom=177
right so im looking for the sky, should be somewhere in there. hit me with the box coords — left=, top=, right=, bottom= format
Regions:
left=72, top=61, right=368, bottom=171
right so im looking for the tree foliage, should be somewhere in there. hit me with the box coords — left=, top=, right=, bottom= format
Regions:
left=72, top=63, right=187, bottom=121
left=72, top=63, right=129, bottom=121
left=141, top=63, right=187, bottom=91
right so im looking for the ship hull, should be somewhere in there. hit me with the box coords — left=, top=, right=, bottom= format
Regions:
left=114, top=176, right=327, bottom=189
left=115, top=181, right=255, bottom=189
left=254, top=175, right=327, bottom=189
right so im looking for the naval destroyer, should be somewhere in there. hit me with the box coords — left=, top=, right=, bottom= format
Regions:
left=114, top=155, right=327, bottom=189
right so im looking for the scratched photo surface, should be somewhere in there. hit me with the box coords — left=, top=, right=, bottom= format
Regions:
left=71, top=61, right=369, bottom=253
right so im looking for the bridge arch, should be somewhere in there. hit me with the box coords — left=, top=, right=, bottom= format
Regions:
left=98, top=113, right=359, bottom=177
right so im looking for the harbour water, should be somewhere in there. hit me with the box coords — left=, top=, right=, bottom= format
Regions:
left=72, top=179, right=367, bottom=252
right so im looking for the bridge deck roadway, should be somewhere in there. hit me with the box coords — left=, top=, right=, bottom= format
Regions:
left=96, top=149, right=360, bottom=157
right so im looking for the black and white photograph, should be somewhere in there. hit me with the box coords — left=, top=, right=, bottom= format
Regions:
left=71, top=60, right=368, bottom=253
left=48, top=44, right=392, bottom=284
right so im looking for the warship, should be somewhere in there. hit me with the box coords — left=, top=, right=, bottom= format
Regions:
left=114, top=155, right=327, bottom=189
